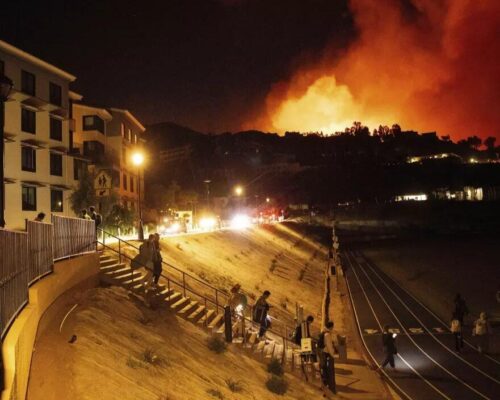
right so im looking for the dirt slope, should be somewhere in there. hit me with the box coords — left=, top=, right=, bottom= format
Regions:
left=28, top=286, right=324, bottom=400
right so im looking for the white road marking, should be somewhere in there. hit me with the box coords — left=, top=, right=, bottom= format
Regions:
left=364, top=328, right=379, bottom=335
left=347, top=254, right=444, bottom=400
left=359, top=253, right=500, bottom=386
left=357, top=252, right=500, bottom=367
left=348, top=251, right=491, bottom=400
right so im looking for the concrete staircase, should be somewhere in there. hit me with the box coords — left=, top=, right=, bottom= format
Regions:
left=99, top=252, right=321, bottom=382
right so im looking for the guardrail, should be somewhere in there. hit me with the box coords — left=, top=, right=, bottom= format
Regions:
left=98, top=228, right=297, bottom=345
left=26, top=220, right=53, bottom=285
left=52, top=215, right=95, bottom=261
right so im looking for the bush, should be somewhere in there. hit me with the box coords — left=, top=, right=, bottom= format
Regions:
left=266, top=375, right=288, bottom=395
left=207, top=336, right=227, bottom=354
left=225, top=378, right=243, bottom=393
left=267, top=358, right=284, bottom=376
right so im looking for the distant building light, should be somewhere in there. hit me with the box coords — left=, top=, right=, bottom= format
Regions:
left=395, top=194, right=428, bottom=202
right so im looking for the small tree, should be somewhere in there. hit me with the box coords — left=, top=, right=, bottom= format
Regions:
left=70, top=168, right=97, bottom=215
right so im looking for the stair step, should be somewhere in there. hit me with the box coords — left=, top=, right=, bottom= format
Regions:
left=178, top=300, right=199, bottom=316
left=100, top=259, right=118, bottom=267
left=165, top=292, right=182, bottom=305
left=254, top=340, right=266, bottom=354
left=208, top=314, right=224, bottom=330
left=171, top=297, right=190, bottom=311
left=99, top=263, right=125, bottom=273
left=188, top=305, right=206, bottom=321
left=273, top=343, right=284, bottom=360
left=263, top=341, right=276, bottom=358
left=99, top=255, right=112, bottom=261
left=156, top=288, right=175, bottom=301
left=197, top=309, right=216, bottom=326
left=245, top=331, right=258, bottom=348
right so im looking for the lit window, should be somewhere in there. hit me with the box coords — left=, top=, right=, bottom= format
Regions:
left=51, top=189, right=63, bottom=212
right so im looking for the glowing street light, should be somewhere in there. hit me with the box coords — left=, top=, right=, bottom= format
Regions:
left=234, top=185, right=244, bottom=196
left=131, top=150, right=145, bottom=240
left=266, top=197, right=270, bottom=203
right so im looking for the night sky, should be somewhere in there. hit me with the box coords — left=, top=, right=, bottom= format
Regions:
left=0, top=0, right=354, bottom=132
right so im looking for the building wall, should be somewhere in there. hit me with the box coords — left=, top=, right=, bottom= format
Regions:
left=1, top=44, right=77, bottom=230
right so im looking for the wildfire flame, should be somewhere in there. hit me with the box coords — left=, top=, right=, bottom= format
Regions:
left=253, top=0, right=500, bottom=140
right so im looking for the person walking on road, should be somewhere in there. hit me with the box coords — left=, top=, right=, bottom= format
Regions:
left=454, top=293, right=469, bottom=326
left=253, top=290, right=271, bottom=339
left=473, top=312, right=492, bottom=354
left=450, top=312, right=464, bottom=352
left=378, top=325, right=398, bottom=371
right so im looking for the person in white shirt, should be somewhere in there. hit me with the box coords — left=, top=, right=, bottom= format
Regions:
left=318, top=321, right=336, bottom=394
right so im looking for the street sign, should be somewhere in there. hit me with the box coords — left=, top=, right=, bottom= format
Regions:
left=94, top=170, right=112, bottom=190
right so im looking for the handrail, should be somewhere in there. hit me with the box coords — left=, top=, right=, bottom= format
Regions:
left=97, top=228, right=297, bottom=346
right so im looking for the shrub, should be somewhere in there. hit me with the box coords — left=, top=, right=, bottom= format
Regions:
left=207, top=336, right=227, bottom=354
left=266, top=375, right=288, bottom=395
left=225, top=378, right=243, bottom=393
left=206, top=389, right=224, bottom=399
left=142, top=348, right=165, bottom=366
left=267, top=358, right=284, bottom=376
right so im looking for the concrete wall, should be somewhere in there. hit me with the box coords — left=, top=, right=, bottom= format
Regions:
left=1, top=253, right=99, bottom=400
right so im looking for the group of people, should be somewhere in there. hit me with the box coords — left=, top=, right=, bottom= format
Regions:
left=80, top=206, right=102, bottom=229
left=450, top=293, right=492, bottom=354
left=378, top=293, right=494, bottom=374
left=131, top=233, right=163, bottom=290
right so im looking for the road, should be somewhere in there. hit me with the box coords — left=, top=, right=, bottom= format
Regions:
left=342, top=249, right=500, bottom=400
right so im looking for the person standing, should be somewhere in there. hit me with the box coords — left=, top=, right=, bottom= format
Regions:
left=253, top=290, right=271, bottom=339
left=152, top=233, right=163, bottom=287
left=89, top=206, right=102, bottom=229
left=473, top=312, right=491, bottom=354
left=454, top=293, right=469, bottom=326
left=139, top=234, right=156, bottom=291
left=378, top=325, right=397, bottom=370
left=34, top=212, right=46, bottom=222
left=319, top=321, right=337, bottom=394
left=450, top=313, right=464, bottom=352
left=80, top=209, right=92, bottom=220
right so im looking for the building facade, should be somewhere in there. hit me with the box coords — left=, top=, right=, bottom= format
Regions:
left=1, top=40, right=78, bottom=230
left=72, top=104, right=145, bottom=213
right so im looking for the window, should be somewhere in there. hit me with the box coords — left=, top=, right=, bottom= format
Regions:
left=21, top=108, right=36, bottom=133
left=83, top=115, right=105, bottom=133
left=51, top=189, right=63, bottom=212
left=127, top=128, right=132, bottom=142
left=121, top=123, right=125, bottom=137
left=83, top=141, right=105, bottom=160
left=134, top=133, right=138, bottom=144
left=21, top=70, right=36, bottom=96
left=130, top=176, right=134, bottom=193
left=73, top=159, right=85, bottom=180
left=21, top=146, right=36, bottom=172
left=122, top=148, right=127, bottom=164
left=50, top=117, right=62, bottom=141
left=22, top=186, right=37, bottom=211
left=0, top=60, right=4, bottom=75
left=50, top=153, right=63, bottom=176
left=123, top=173, right=128, bottom=190
left=49, top=82, right=62, bottom=106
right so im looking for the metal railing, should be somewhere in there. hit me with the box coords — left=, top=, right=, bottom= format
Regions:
left=0, top=229, right=29, bottom=339
left=52, top=215, right=95, bottom=261
left=26, top=220, right=53, bottom=285
left=98, top=228, right=298, bottom=346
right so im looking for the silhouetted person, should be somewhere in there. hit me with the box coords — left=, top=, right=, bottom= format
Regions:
left=319, top=321, right=336, bottom=394
left=454, top=293, right=469, bottom=326
left=253, top=290, right=271, bottom=339
left=34, top=212, right=45, bottom=222
left=80, top=209, right=91, bottom=220
left=152, top=233, right=162, bottom=286
left=450, top=312, right=464, bottom=352
left=378, top=325, right=397, bottom=370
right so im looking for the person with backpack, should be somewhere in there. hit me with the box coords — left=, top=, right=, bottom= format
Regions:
left=253, top=290, right=271, bottom=339
left=152, top=233, right=163, bottom=287
left=318, top=321, right=337, bottom=394
left=80, top=209, right=92, bottom=220
left=293, top=315, right=314, bottom=346
left=378, top=325, right=397, bottom=370
left=450, top=312, right=464, bottom=352
left=473, top=312, right=492, bottom=354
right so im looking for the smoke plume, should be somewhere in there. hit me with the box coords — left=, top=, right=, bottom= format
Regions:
left=254, top=0, right=500, bottom=140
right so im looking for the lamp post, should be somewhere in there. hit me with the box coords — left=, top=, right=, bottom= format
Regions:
left=132, top=151, right=145, bottom=240
left=234, top=185, right=243, bottom=197
left=0, top=74, right=13, bottom=228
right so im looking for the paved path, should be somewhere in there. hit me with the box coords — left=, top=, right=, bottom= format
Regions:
left=343, top=249, right=500, bottom=400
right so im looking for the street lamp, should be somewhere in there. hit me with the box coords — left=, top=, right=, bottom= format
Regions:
left=0, top=74, right=13, bottom=228
left=131, top=150, right=145, bottom=240
left=234, top=185, right=243, bottom=196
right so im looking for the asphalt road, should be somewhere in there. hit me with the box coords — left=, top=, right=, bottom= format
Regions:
left=342, top=249, right=500, bottom=400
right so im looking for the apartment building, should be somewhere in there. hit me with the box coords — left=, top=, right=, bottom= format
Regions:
left=1, top=40, right=78, bottom=230
left=72, top=104, right=145, bottom=212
